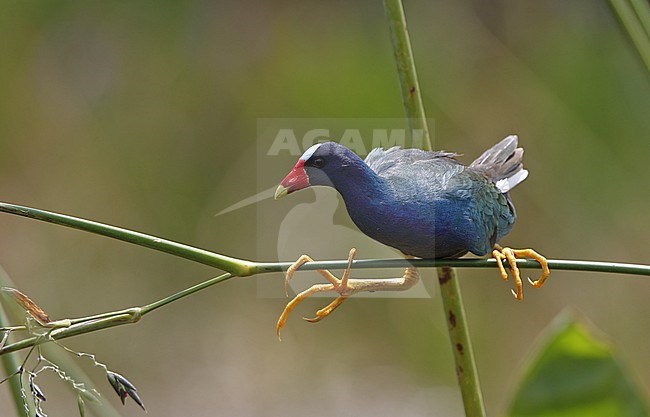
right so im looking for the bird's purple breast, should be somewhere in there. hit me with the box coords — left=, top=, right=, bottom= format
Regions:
left=344, top=195, right=475, bottom=259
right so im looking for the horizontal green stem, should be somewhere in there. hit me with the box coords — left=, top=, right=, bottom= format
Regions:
left=1, top=201, right=648, bottom=278
left=1, top=255, right=645, bottom=356
left=0, top=200, right=648, bottom=356
left=0, top=202, right=254, bottom=276
left=256, top=258, right=650, bottom=276
left=0, top=273, right=235, bottom=356
left=0, top=311, right=142, bottom=355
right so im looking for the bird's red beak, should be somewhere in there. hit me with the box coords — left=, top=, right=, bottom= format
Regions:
left=275, top=160, right=310, bottom=199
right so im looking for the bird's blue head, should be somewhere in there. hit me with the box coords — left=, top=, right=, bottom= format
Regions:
left=274, top=142, right=361, bottom=199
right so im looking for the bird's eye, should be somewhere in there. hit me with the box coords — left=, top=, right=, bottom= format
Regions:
left=312, top=157, right=325, bottom=168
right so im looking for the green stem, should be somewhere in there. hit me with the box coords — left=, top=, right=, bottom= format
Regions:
left=140, top=272, right=233, bottom=314
left=630, top=0, right=650, bottom=39
left=383, top=0, right=433, bottom=151
left=0, top=256, right=648, bottom=355
left=0, top=303, right=23, bottom=416
left=0, top=274, right=236, bottom=356
left=258, top=258, right=650, bottom=276
left=437, top=267, right=486, bottom=415
left=383, top=1, right=486, bottom=415
left=0, top=200, right=648, bottom=357
left=2, top=201, right=648, bottom=277
left=0, top=312, right=140, bottom=355
left=0, top=202, right=254, bottom=276
left=609, top=0, right=650, bottom=73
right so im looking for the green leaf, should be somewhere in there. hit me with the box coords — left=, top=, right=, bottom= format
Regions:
left=507, top=311, right=649, bottom=417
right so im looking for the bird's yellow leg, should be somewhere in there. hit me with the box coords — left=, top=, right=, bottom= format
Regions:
left=298, top=249, right=358, bottom=324
left=492, top=245, right=550, bottom=300
left=284, top=251, right=352, bottom=296
left=276, top=283, right=338, bottom=340
left=303, top=297, right=346, bottom=323
left=276, top=249, right=420, bottom=339
left=277, top=248, right=357, bottom=339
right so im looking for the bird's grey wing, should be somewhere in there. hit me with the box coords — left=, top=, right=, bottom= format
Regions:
left=365, top=147, right=465, bottom=200
left=364, top=147, right=458, bottom=176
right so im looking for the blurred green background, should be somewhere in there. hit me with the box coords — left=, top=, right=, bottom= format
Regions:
left=0, top=1, right=648, bottom=416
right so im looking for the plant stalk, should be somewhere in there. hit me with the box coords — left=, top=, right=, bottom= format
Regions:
left=383, top=1, right=487, bottom=415
left=0, top=201, right=648, bottom=357
left=0, top=303, right=23, bottom=415
left=609, top=0, right=650, bottom=73
left=382, top=0, right=433, bottom=151
left=0, top=202, right=255, bottom=277
left=437, top=267, right=486, bottom=416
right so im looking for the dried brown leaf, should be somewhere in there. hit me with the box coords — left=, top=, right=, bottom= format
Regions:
left=1, top=287, right=51, bottom=325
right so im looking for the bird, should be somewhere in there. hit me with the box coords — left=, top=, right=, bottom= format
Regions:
left=273, top=135, right=549, bottom=337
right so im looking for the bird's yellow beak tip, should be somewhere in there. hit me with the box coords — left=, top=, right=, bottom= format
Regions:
left=274, top=185, right=289, bottom=200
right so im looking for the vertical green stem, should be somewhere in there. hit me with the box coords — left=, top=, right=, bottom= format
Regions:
left=437, top=267, right=487, bottom=416
left=383, top=1, right=487, bottom=416
left=0, top=304, right=24, bottom=416
left=382, top=0, right=433, bottom=151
